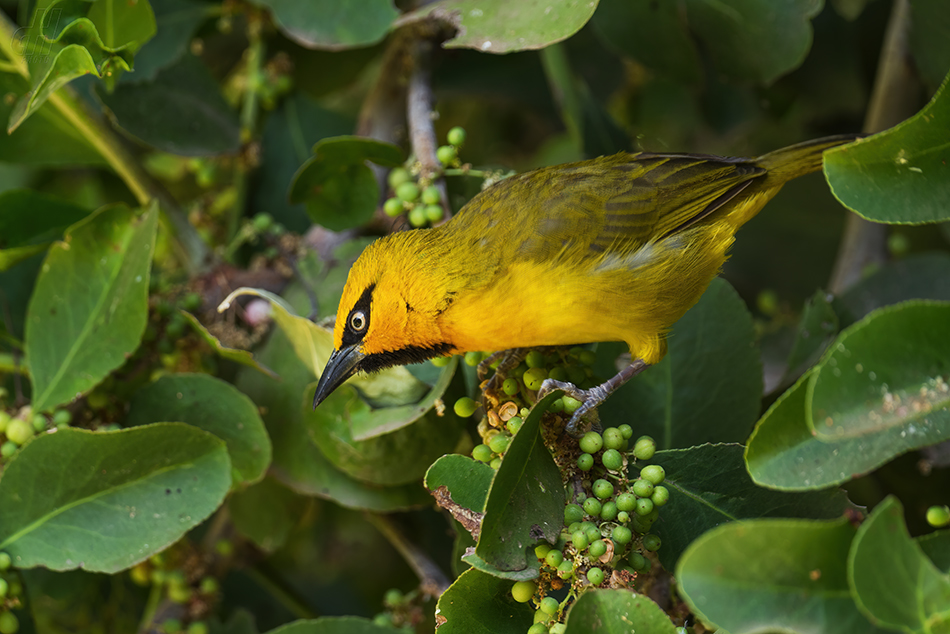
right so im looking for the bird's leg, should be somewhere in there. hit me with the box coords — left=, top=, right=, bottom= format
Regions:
left=539, top=358, right=650, bottom=437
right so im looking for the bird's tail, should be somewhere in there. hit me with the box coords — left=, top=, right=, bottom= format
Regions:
left=757, top=133, right=864, bottom=182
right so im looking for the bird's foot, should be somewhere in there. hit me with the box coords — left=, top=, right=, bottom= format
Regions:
left=478, top=348, right=528, bottom=398
left=537, top=379, right=608, bottom=437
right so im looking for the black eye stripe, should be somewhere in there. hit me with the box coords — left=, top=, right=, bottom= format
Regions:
left=341, top=284, right=375, bottom=347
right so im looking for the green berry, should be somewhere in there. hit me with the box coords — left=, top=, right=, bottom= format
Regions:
left=583, top=498, right=602, bottom=517
left=642, top=534, right=662, bottom=552
left=635, top=498, right=654, bottom=516
left=562, top=396, right=583, bottom=414
left=523, top=367, right=547, bottom=391
left=577, top=453, right=594, bottom=471
left=31, top=414, right=47, bottom=432
left=511, top=580, right=535, bottom=603
left=633, top=436, right=657, bottom=460
left=199, top=577, right=218, bottom=594
left=651, top=486, right=670, bottom=507
left=506, top=416, right=523, bottom=435
left=616, top=492, right=636, bottom=511
left=0, top=578, right=7, bottom=598
left=618, top=424, right=633, bottom=439
left=162, top=619, right=182, bottom=634
left=387, top=167, right=411, bottom=189
left=632, top=479, right=654, bottom=498
left=502, top=378, right=520, bottom=396
left=447, top=126, right=466, bottom=147
left=927, top=505, right=950, bottom=527
left=188, top=619, right=211, bottom=634
left=601, top=449, right=623, bottom=471
left=50, top=409, right=70, bottom=428
left=421, top=185, right=441, bottom=205
left=579, top=432, right=603, bottom=454
left=539, top=596, right=559, bottom=615
left=251, top=212, right=273, bottom=233
left=534, top=543, right=552, bottom=559
left=5, top=419, right=33, bottom=445
left=640, top=465, right=665, bottom=485
left=617, top=511, right=630, bottom=523
left=564, top=503, right=584, bottom=525
left=408, top=204, right=428, bottom=227
left=1, top=441, right=18, bottom=459
left=592, top=479, right=614, bottom=500
left=557, top=560, right=574, bottom=578
left=525, top=350, right=546, bottom=368
left=545, top=549, right=563, bottom=569
left=0, top=412, right=9, bottom=434
left=383, top=588, right=403, bottom=607
left=472, top=444, right=493, bottom=463
left=572, top=531, right=589, bottom=551
left=548, top=366, right=567, bottom=381
left=586, top=567, right=604, bottom=586
left=383, top=197, right=404, bottom=217
left=454, top=397, right=478, bottom=418
left=488, top=433, right=510, bottom=454
left=602, top=427, right=624, bottom=450
left=0, top=612, right=18, bottom=634
left=628, top=551, right=648, bottom=571
left=0, top=552, right=11, bottom=571
left=396, top=181, right=421, bottom=202
left=600, top=501, right=618, bottom=522
left=528, top=623, right=548, bottom=634
left=588, top=539, right=607, bottom=558
left=431, top=356, right=451, bottom=367
left=436, top=145, right=457, bottom=166
left=550, top=624, right=567, bottom=634
left=425, top=204, right=444, bottom=223
left=585, top=525, right=601, bottom=544
left=464, top=351, right=482, bottom=366
left=490, top=457, right=502, bottom=469
left=611, top=525, right=632, bottom=545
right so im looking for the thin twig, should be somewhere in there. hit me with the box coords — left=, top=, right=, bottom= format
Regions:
left=407, top=37, right=452, bottom=219
left=366, top=512, right=452, bottom=598
left=827, top=0, right=916, bottom=294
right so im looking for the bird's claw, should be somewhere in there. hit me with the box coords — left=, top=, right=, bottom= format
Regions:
left=538, top=378, right=599, bottom=438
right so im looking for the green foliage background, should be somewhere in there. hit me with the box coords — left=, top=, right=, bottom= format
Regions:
left=0, top=0, right=948, bottom=633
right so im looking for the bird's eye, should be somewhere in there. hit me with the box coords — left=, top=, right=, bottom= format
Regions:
left=349, top=311, right=367, bottom=333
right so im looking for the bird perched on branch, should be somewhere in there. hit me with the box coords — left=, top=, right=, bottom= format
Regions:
left=311, top=134, right=860, bottom=435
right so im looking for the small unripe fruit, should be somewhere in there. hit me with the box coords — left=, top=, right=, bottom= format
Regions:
left=523, top=367, right=547, bottom=391
left=618, top=424, right=633, bottom=439
left=640, top=464, right=666, bottom=485
left=387, top=167, right=411, bottom=188
left=582, top=498, right=602, bottom=517
left=396, top=181, right=420, bottom=202
left=579, top=432, right=603, bottom=454
left=5, top=419, right=33, bottom=445
left=651, top=486, right=670, bottom=507
left=544, top=549, right=563, bottom=569
left=642, top=534, right=662, bottom=552
left=588, top=539, right=607, bottom=558
left=0, top=611, right=19, bottom=634
left=927, top=505, right=950, bottom=527
left=422, top=185, right=441, bottom=205
left=447, top=126, right=466, bottom=147
left=511, top=580, right=536, bottom=603
left=488, top=433, right=510, bottom=454
left=562, top=396, right=583, bottom=414
left=616, top=492, right=636, bottom=512
left=602, top=427, right=624, bottom=450
left=632, top=479, right=654, bottom=498
left=633, top=436, right=657, bottom=460
left=0, top=552, right=11, bottom=571
left=586, top=567, right=604, bottom=586
left=592, top=479, right=614, bottom=500
left=635, top=498, right=654, bottom=516
left=437, top=145, right=457, bottom=166
left=539, top=596, right=559, bottom=615
left=577, top=453, right=594, bottom=471
left=472, top=444, right=493, bottom=463
left=408, top=204, right=428, bottom=227
left=454, top=397, right=478, bottom=418
left=557, top=560, right=574, bottom=579
left=506, top=416, right=523, bottom=435
left=611, top=525, right=632, bottom=545
left=601, top=449, right=623, bottom=471
left=564, top=504, right=584, bottom=525
left=502, top=378, right=520, bottom=396
left=600, top=501, right=618, bottom=522
left=383, top=197, right=404, bottom=217
left=572, top=531, right=589, bottom=551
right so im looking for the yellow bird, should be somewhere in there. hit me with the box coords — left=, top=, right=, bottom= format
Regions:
left=311, top=135, right=859, bottom=434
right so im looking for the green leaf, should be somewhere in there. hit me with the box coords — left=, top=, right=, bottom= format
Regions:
left=835, top=253, right=950, bottom=325
left=253, top=96, right=354, bottom=233
left=645, top=443, right=855, bottom=570
left=0, top=190, right=89, bottom=271
left=289, top=158, right=379, bottom=231
left=406, top=0, right=598, bottom=54
left=126, top=373, right=272, bottom=487
left=25, top=203, right=158, bottom=412
left=919, top=530, right=950, bottom=574
left=592, top=0, right=702, bottom=84
left=127, top=0, right=212, bottom=81
left=425, top=453, right=495, bottom=514
left=87, top=0, right=157, bottom=51
left=909, top=0, right=950, bottom=91
left=229, top=477, right=308, bottom=553
left=181, top=311, right=277, bottom=379
left=460, top=551, right=539, bottom=581
left=311, top=136, right=404, bottom=167
left=849, top=497, right=950, bottom=632
left=248, top=0, right=398, bottom=50
left=434, top=568, right=533, bottom=634
left=0, top=72, right=103, bottom=165
left=476, top=393, right=564, bottom=572
left=0, top=424, right=230, bottom=572
left=684, top=0, right=822, bottom=83
left=782, top=289, right=839, bottom=383
left=598, top=278, right=762, bottom=449
left=233, top=316, right=431, bottom=512
left=807, top=301, right=950, bottom=442
left=747, top=363, right=950, bottom=490
left=263, top=616, right=404, bottom=634
left=564, top=590, right=676, bottom=634
left=305, top=364, right=466, bottom=486
left=677, top=517, right=885, bottom=634
left=825, top=70, right=950, bottom=224
left=97, top=54, right=241, bottom=156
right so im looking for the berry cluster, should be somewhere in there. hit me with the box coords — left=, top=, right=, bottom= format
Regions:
left=383, top=127, right=467, bottom=227
left=0, top=406, right=71, bottom=462
left=0, top=551, right=22, bottom=634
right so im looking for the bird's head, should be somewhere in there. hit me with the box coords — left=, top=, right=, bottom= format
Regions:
left=311, top=230, right=456, bottom=409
